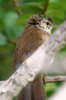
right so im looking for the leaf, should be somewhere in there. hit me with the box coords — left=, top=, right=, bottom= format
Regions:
left=46, top=2, right=65, bottom=24
left=0, top=8, right=5, bottom=29
left=59, top=0, right=66, bottom=10
left=50, top=0, right=60, bottom=3
left=0, top=33, right=7, bottom=46
left=3, top=11, right=18, bottom=27
left=3, top=11, right=23, bottom=40
left=16, top=13, right=32, bottom=26
left=46, top=9, right=65, bottom=19
left=45, top=83, right=57, bottom=97
left=16, top=2, right=43, bottom=10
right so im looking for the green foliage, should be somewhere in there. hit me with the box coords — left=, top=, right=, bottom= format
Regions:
left=0, top=33, right=7, bottom=45
left=17, top=2, right=43, bottom=9
left=4, top=11, right=23, bottom=39
left=0, top=0, right=66, bottom=98
left=45, top=83, right=57, bottom=97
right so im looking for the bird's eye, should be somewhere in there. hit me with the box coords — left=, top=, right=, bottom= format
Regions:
left=39, top=19, right=41, bottom=22
left=46, top=22, right=50, bottom=25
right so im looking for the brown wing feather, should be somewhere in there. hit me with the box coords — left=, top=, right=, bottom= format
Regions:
left=14, top=25, right=51, bottom=70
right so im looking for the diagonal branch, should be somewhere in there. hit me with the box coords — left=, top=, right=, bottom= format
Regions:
left=6, top=37, right=16, bottom=45
left=13, top=0, right=22, bottom=15
left=0, top=21, right=66, bottom=100
left=2, top=31, right=16, bottom=45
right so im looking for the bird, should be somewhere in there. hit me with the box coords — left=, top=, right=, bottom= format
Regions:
left=14, top=14, right=56, bottom=100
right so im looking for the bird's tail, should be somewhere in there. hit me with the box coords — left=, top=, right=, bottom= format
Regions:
left=17, top=77, right=46, bottom=100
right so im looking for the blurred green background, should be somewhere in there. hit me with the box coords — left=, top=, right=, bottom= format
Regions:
left=0, top=0, right=66, bottom=98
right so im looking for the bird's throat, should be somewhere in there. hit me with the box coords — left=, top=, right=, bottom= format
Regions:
left=36, top=25, right=52, bottom=34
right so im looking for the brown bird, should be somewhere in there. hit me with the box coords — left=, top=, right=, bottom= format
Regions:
left=14, top=15, right=56, bottom=100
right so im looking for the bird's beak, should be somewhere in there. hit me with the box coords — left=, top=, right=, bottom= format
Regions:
left=52, top=23, right=58, bottom=28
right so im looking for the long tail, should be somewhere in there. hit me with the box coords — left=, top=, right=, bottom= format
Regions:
left=17, top=77, right=46, bottom=100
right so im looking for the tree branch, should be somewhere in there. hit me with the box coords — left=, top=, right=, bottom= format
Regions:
left=2, top=31, right=16, bottom=45
left=43, top=75, right=66, bottom=83
left=0, top=75, right=66, bottom=85
left=13, top=0, right=22, bottom=15
left=6, top=37, right=16, bottom=45
left=0, top=21, right=66, bottom=100
left=42, top=0, right=49, bottom=15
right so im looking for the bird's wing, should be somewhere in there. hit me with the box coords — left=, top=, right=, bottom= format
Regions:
left=14, top=27, right=51, bottom=70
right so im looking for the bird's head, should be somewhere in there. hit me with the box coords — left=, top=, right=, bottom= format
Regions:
left=28, top=15, right=57, bottom=34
